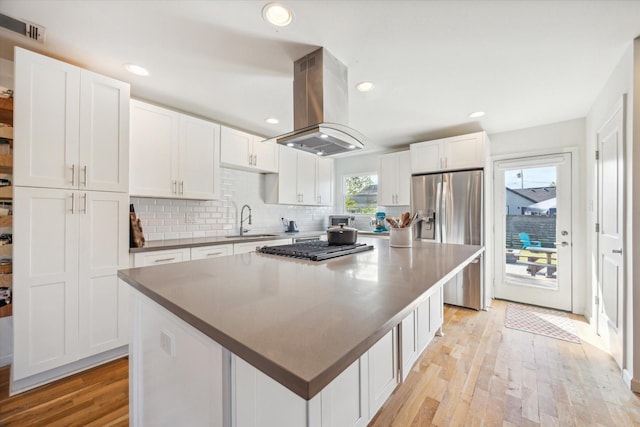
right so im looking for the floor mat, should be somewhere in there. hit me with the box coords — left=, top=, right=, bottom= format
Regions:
left=505, top=303, right=580, bottom=343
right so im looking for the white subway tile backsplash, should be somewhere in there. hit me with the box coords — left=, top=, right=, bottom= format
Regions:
left=131, top=168, right=334, bottom=241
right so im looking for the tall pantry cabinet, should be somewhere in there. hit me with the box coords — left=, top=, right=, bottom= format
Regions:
left=12, top=48, right=130, bottom=390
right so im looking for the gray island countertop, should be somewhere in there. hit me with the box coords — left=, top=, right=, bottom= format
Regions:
left=118, top=238, right=483, bottom=400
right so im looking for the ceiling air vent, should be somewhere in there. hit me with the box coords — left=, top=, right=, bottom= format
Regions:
left=0, top=13, right=45, bottom=43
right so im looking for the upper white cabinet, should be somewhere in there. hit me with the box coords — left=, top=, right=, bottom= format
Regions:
left=220, top=126, right=278, bottom=173
left=14, top=48, right=129, bottom=192
left=13, top=187, right=129, bottom=379
left=411, top=131, right=488, bottom=174
left=130, top=100, right=220, bottom=200
left=378, top=151, right=410, bottom=206
left=265, top=146, right=334, bottom=206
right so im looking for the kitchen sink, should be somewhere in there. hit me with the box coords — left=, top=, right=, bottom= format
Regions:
left=225, top=234, right=279, bottom=238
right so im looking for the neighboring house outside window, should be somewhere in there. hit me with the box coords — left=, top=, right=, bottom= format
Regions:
left=343, top=173, right=377, bottom=214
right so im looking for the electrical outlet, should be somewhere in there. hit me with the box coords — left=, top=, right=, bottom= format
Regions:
left=160, top=329, right=175, bottom=357
left=185, top=212, right=195, bottom=223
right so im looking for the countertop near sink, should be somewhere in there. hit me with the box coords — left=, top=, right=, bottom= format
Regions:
left=129, top=230, right=328, bottom=253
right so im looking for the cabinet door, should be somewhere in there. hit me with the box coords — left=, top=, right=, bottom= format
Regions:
left=252, top=137, right=278, bottom=173
left=79, top=70, right=130, bottom=192
left=220, top=126, right=251, bottom=169
left=316, top=157, right=333, bottom=206
left=368, top=328, right=398, bottom=419
left=444, top=132, right=485, bottom=170
left=276, top=147, right=299, bottom=204
left=78, top=191, right=129, bottom=357
left=14, top=47, right=81, bottom=189
left=410, top=140, right=442, bottom=174
left=179, top=115, right=220, bottom=200
left=377, top=154, right=396, bottom=205
left=191, top=244, right=232, bottom=260
left=297, top=151, right=317, bottom=205
left=396, top=151, right=411, bottom=205
left=400, top=310, right=418, bottom=382
left=416, top=298, right=432, bottom=355
left=133, top=248, right=191, bottom=267
left=13, top=187, right=80, bottom=379
left=129, top=100, right=179, bottom=198
left=320, top=356, right=369, bottom=427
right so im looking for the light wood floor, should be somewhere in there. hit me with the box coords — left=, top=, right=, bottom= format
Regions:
left=1, top=300, right=639, bottom=426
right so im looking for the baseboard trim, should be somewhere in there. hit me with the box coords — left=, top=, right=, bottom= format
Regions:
left=10, top=346, right=128, bottom=396
left=0, top=353, right=12, bottom=367
left=624, top=369, right=640, bottom=393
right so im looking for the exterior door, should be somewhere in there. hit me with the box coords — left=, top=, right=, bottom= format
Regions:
left=493, top=153, right=573, bottom=311
left=597, top=97, right=625, bottom=368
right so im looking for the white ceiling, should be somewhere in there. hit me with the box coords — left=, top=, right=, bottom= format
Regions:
left=1, top=1, right=639, bottom=154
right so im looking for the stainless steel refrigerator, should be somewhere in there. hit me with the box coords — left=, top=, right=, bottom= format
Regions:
left=411, top=170, right=484, bottom=310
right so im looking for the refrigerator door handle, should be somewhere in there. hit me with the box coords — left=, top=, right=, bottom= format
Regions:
left=435, top=181, right=442, bottom=243
left=440, top=179, right=447, bottom=243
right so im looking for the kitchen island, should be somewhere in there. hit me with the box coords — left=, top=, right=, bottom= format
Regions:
left=118, top=238, right=483, bottom=427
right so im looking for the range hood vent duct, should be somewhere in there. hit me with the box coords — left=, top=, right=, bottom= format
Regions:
left=0, top=13, right=45, bottom=43
left=274, top=48, right=364, bottom=156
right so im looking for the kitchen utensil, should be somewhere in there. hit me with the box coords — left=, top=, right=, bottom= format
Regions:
left=386, top=217, right=400, bottom=228
left=287, top=220, right=299, bottom=233
left=327, top=224, right=358, bottom=245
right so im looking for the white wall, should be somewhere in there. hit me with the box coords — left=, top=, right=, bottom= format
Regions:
left=133, top=167, right=334, bottom=241
left=488, top=118, right=587, bottom=315
left=585, top=40, right=636, bottom=388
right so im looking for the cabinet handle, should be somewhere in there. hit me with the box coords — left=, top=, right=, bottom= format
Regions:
left=82, top=165, right=88, bottom=187
left=206, top=252, right=223, bottom=257
left=248, top=154, right=252, bottom=166
left=612, top=248, right=623, bottom=254
left=71, top=164, right=76, bottom=186
left=154, top=257, right=176, bottom=263
left=172, top=180, right=177, bottom=194
left=71, top=193, right=75, bottom=214
left=82, top=193, right=88, bottom=214
left=253, top=154, right=257, bottom=166
left=180, top=181, right=184, bottom=195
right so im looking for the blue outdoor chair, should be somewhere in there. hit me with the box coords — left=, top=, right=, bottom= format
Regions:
left=519, top=232, right=542, bottom=249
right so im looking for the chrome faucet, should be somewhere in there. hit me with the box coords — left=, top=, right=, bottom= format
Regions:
left=240, top=204, right=252, bottom=236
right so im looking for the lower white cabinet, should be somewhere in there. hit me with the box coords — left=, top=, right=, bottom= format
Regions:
left=368, top=329, right=399, bottom=418
left=131, top=290, right=225, bottom=427
left=13, top=187, right=129, bottom=380
left=319, top=354, right=369, bottom=427
left=191, top=244, right=233, bottom=260
left=402, top=286, right=444, bottom=380
left=133, top=248, right=191, bottom=267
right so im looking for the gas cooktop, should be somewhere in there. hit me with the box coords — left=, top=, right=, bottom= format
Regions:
left=257, top=241, right=374, bottom=261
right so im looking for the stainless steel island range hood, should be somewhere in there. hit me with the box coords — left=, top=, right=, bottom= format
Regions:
left=275, top=48, right=365, bottom=156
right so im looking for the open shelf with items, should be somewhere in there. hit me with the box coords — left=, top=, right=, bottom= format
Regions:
left=0, top=95, right=12, bottom=319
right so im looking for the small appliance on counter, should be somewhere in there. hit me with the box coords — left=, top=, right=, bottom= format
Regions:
left=372, top=211, right=388, bottom=233
left=281, top=217, right=299, bottom=233
left=328, top=215, right=355, bottom=228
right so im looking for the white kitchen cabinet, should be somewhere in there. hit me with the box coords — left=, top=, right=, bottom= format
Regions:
left=130, top=100, right=221, bottom=200
left=400, top=310, right=418, bottom=382
left=191, top=244, right=233, bottom=260
left=378, top=151, right=411, bottom=206
left=319, top=356, right=369, bottom=427
left=14, top=47, right=129, bottom=192
left=131, top=290, right=224, bottom=427
left=411, top=131, right=487, bottom=174
left=220, top=126, right=278, bottom=173
left=265, top=146, right=334, bottom=206
left=233, top=238, right=292, bottom=255
left=367, top=328, right=399, bottom=419
left=133, top=248, right=191, bottom=267
left=13, top=187, right=129, bottom=379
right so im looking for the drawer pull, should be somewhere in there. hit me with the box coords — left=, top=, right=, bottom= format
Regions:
left=206, top=252, right=223, bottom=256
left=154, top=257, right=176, bottom=263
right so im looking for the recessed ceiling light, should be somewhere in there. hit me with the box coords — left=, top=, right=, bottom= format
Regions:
left=320, top=134, right=329, bottom=139
left=348, top=145, right=356, bottom=149
left=124, top=64, right=149, bottom=76
left=469, top=111, right=485, bottom=118
left=262, top=3, right=293, bottom=27
left=265, top=117, right=279, bottom=124
left=356, top=81, right=374, bottom=92
left=286, top=142, right=294, bottom=147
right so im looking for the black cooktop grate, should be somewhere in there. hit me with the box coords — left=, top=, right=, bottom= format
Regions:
left=256, top=241, right=374, bottom=261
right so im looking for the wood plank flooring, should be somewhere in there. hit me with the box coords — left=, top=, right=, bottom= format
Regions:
left=370, top=300, right=640, bottom=426
left=1, top=300, right=638, bottom=426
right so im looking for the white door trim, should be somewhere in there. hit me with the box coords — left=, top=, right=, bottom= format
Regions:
left=491, top=146, right=580, bottom=312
